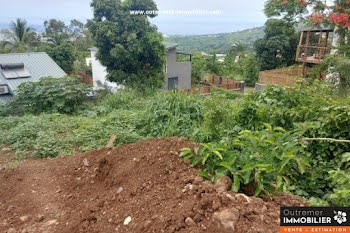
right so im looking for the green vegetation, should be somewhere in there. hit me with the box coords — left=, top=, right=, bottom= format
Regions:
left=254, top=19, right=298, bottom=71
left=38, top=42, right=76, bottom=73
left=0, top=81, right=349, bottom=206
left=164, top=27, right=264, bottom=54
left=1, top=18, right=94, bottom=74
left=87, top=0, right=166, bottom=89
left=1, top=76, right=91, bottom=115
left=0, top=18, right=40, bottom=53
left=181, top=125, right=309, bottom=196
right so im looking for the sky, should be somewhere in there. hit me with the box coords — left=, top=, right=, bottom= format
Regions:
left=0, top=0, right=267, bottom=35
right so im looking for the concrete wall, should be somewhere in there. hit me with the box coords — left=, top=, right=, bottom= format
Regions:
left=90, top=50, right=120, bottom=91
left=164, top=48, right=192, bottom=90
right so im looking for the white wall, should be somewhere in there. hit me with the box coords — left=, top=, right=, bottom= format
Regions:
left=90, top=49, right=121, bottom=91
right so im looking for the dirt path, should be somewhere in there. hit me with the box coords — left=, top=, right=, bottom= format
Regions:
left=0, top=137, right=307, bottom=233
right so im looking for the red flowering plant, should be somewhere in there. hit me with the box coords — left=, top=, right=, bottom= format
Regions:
left=265, top=0, right=350, bottom=29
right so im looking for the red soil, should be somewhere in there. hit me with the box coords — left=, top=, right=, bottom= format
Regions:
left=0, top=137, right=307, bottom=233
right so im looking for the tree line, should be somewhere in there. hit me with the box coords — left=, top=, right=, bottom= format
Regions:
left=0, top=18, right=94, bottom=74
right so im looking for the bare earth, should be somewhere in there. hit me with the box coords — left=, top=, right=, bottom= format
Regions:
left=0, top=137, right=307, bottom=233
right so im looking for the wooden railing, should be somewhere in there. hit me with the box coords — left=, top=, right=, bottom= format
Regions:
left=185, top=75, right=244, bottom=95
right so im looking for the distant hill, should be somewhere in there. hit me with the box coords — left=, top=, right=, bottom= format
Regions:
left=164, top=27, right=264, bottom=54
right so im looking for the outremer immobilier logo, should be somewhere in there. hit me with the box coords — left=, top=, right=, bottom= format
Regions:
left=281, top=207, right=350, bottom=233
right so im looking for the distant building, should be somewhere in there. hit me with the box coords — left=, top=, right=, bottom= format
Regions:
left=0, top=52, right=66, bottom=103
left=89, top=43, right=192, bottom=91
left=164, top=43, right=192, bottom=90
left=200, top=52, right=226, bottom=63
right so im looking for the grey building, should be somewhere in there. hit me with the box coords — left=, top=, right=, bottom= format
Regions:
left=0, top=52, right=66, bottom=103
left=164, top=43, right=192, bottom=90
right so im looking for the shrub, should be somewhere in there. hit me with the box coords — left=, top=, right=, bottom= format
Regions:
left=180, top=124, right=309, bottom=196
left=5, top=76, right=91, bottom=115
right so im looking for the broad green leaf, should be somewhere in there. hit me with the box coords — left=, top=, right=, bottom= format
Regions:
left=198, top=171, right=210, bottom=180
left=219, top=161, right=233, bottom=172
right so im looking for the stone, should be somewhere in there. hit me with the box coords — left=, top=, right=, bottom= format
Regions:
left=44, top=219, right=58, bottom=227
left=236, top=193, right=252, bottom=203
left=123, top=216, right=132, bottom=225
left=185, top=217, right=196, bottom=227
left=116, top=187, right=124, bottom=194
left=20, top=216, right=29, bottom=222
left=214, top=175, right=232, bottom=192
left=83, top=159, right=89, bottom=167
left=213, top=207, right=240, bottom=231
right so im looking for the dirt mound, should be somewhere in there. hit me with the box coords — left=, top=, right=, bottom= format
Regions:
left=0, top=137, right=307, bottom=233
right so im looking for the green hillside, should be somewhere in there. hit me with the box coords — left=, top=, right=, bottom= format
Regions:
left=164, top=27, right=264, bottom=54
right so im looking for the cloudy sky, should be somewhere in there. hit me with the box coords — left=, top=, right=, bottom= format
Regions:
left=0, top=0, right=267, bottom=35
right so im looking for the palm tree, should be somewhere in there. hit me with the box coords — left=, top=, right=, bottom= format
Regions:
left=228, top=41, right=247, bottom=60
left=9, top=18, right=34, bottom=44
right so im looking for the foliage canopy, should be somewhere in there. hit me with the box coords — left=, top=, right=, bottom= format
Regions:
left=88, top=0, right=166, bottom=89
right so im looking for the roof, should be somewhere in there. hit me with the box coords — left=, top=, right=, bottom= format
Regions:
left=299, top=27, right=333, bottom=32
left=88, top=47, right=98, bottom=52
left=0, top=52, right=66, bottom=98
left=163, top=43, right=178, bottom=50
left=0, top=94, right=12, bottom=104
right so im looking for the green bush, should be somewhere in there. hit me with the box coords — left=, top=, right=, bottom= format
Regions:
left=181, top=124, right=309, bottom=196
left=4, top=76, right=91, bottom=115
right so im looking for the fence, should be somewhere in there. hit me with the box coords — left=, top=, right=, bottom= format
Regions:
left=185, top=75, right=244, bottom=96
left=71, top=71, right=94, bottom=86
left=258, top=67, right=306, bottom=86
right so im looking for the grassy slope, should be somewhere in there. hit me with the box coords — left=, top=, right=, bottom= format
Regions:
left=164, top=27, right=264, bottom=54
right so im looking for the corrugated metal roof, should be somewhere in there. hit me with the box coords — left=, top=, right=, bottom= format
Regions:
left=0, top=94, right=12, bottom=104
left=0, top=52, right=66, bottom=102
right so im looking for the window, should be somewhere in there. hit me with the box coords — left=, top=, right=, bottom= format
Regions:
left=168, top=77, right=178, bottom=90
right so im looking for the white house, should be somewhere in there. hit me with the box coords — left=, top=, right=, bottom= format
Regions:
left=88, top=48, right=121, bottom=91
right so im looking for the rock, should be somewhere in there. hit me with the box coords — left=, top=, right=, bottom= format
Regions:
left=44, top=219, right=58, bottom=227
left=83, top=159, right=89, bottom=167
left=214, top=175, right=232, bottom=192
left=185, top=217, right=196, bottom=227
left=20, top=216, right=29, bottom=222
left=213, top=207, right=240, bottom=231
left=124, top=216, right=132, bottom=225
left=116, top=187, right=124, bottom=194
left=236, top=193, right=252, bottom=203
left=225, top=193, right=236, bottom=201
